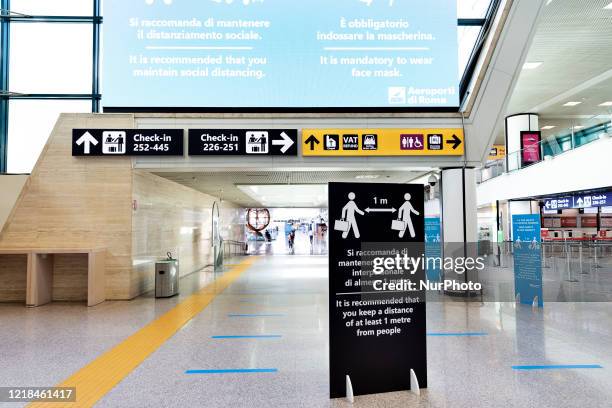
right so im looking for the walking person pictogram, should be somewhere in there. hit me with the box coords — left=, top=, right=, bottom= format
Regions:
left=514, top=236, right=522, bottom=249
left=334, top=192, right=364, bottom=239
left=394, top=193, right=420, bottom=238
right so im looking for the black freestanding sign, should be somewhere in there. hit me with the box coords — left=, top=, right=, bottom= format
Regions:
left=328, top=182, right=426, bottom=398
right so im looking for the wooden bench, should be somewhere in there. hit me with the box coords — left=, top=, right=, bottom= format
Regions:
left=0, top=248, right=105, bottom=307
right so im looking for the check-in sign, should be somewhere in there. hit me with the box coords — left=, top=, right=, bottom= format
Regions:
left=72, top=129, right=184, bottom=156
left=302, top=128, right=464, bottom=156
left=189, top=129, right=297, bottom=156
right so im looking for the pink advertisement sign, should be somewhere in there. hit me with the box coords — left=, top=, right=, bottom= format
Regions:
left=521, top=131, right=541, bottom=165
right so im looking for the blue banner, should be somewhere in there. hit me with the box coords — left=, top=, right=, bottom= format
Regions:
left=543, top=192, right=611, bottom=210
left=425, top=217, right=441, bottom=282
left=103, top=0, right=459, bottom=108
left=511, top=214, right=543, bottom=307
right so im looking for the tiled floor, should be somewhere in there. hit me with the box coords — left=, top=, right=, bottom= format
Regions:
left=1, top=255, right=611, bottom=407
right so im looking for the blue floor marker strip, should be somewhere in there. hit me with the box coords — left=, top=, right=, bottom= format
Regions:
left=186, top=369, right=278, bottom=374
left=211, top=335, right=282, bottom=339
left=228, top=314, right=285, bottom=317
left=427, top=332, right=488, bottom=336
left=512, top=364, right=603, bottom=370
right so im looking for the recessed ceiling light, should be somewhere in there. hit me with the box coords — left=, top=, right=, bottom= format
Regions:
left=599, top=101, right=612, bottom=106
left=605, top=2, right=612, bottom=10
left=574, top=125, right=585, bottom=130
left=523, top=62, right=542, bottom=70
left=355, top=175, right=380, bottom=179
left=541, top=125, right=556, bottom=130
left=563, top=101, right=582, bottom=106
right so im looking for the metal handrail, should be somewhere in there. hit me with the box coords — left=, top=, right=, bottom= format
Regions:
left=222, top=240, right=247, bottom=258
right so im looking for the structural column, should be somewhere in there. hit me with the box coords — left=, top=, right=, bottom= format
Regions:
left=440, top=167, right=478, bottom=295
left=505, top=113, right=539, bottom=172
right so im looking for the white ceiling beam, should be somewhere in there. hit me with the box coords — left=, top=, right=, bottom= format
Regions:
left=528, top=68, right=612, bottom=113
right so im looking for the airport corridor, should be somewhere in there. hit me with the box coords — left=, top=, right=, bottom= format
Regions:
left=1, top=255, right=611, bottom=407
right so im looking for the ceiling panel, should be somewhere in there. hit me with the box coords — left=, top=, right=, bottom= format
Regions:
left=155, top=170, right=426, bottom=208
left=501, top=0, right=612, bottom=143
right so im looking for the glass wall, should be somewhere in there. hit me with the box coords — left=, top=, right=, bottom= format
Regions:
left=0, top=0, right=99, bottom=173
left=9, top=23, right=92, bottom=94
left=10, top=0, right=92, bottom=16
left=542, top=121, right=611, bottom=158
left=7, top=99, right=90, bottom=172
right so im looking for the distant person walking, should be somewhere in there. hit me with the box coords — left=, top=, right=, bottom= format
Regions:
left=288, top=230, right=295, bottom=250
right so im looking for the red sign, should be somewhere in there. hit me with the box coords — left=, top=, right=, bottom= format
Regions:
left=581, top=217, right=597, bottom=228
left=541, top=229, right=550, bottom=238
left=561, top=217, right=577, bottom=228
left=520, top=131, right=541, bottom=166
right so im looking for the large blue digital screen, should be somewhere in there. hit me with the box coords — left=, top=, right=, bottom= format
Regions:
left=103, top=0, right=459, bottom=109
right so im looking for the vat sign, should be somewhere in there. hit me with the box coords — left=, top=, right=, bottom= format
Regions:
left=72, top=129, right=184, bottom=156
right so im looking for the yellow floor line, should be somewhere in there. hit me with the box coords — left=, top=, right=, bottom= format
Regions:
left=29, top=257, right=257, bottom=408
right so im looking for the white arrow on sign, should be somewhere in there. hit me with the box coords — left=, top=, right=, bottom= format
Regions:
left=272, top=131, right=294, bottom=154
left=76, top=131, right=98, bottom=154
left=545, top=201, right=551, bottom=209
left=365, top=207, right=397, bottom=213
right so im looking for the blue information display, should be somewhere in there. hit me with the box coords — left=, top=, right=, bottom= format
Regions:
left=103, top=0, right=459, bottom=109
left=511, top=214, right=543, bottom=307
left=543, top=192, right=611, bottom=210
left=424, top=217, right=442, bottom=282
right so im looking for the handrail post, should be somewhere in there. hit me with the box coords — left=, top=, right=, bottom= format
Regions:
left=565, top=243, right=578, bottom=282
left=579, top=243, right=585, bottom=274
left=0, top=0, right=10, bottom=173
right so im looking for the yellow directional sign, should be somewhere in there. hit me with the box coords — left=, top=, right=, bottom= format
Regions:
left=302, top=128, right=464, bottom=156
left=488, top=144, right=506, bottom=161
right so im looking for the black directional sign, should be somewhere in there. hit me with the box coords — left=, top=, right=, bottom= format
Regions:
left=188, top=129, right=298, bottom=156
left=72, top=129, right=184, bottom=156
left=329, top=182, right=426, bottom=398
left=445, top=133, right=462, bottom=150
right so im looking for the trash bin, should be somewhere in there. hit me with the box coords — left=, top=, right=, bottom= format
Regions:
left=155, top=252, right=179, bottom=298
